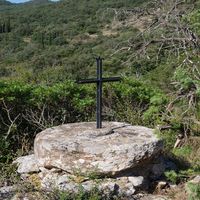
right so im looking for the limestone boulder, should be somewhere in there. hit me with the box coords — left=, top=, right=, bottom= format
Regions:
left=34, top=122, right=163, bottom=176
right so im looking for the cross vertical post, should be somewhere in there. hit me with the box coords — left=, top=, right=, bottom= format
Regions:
left=96, top=57, right=103, bottom=128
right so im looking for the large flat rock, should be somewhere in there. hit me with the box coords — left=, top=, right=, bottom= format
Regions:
left=34, top=122, right=163, bottom=176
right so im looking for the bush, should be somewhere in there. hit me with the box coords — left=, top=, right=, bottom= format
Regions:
left=187, top=182, right=200, bottom=200
left=164, top=170, right=179, bottom=184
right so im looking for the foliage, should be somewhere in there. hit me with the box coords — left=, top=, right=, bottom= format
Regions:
left=164, top=170, right=179, bottom=184
left=174, top=138, right=200, bottom=171
left=164, top=141, right=200, bottom=184
left=186, top=182, right=200, bottom=200
left=157, top=129, right=177, bottom=151
left=164, top=169, right=194, bottom=185
left=0, top=0, right=147, bottom=82
left=0, top=137, right=12, bottom=163
left=0, top=162, right=20, bottom=187
left=173, top=145, right=193, bottom=158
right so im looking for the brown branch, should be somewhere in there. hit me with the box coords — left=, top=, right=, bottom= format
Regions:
left=1, top=100, right=20, bottom=139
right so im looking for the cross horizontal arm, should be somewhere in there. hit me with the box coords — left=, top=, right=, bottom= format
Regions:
left=76, top=78, right=98, bottom=84
left=77, top=77, right=121, bottom=84
left=102, top=77, right=121, bottom=82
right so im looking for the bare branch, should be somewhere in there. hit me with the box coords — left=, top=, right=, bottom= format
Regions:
left=1, top=99, right=20, bottom=139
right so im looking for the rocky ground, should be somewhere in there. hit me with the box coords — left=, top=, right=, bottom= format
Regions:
left=0, top=122, right=199, bottom=200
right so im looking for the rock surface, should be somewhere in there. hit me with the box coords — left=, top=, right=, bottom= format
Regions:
left=0, top=186, right=16, bottom=200
left=34, top=122, right=163, bottom=176
left=13, top=154, right=39, bottom=174
left=188, top=175, right=200, bottom=184
left=37, top=171, right=145, bottom=197
left=140, top=195, right=171, bottom=200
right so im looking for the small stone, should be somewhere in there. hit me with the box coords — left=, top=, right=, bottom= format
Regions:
left=57, top=174, right=70, bottom=185
left=128, top=176, right=144, bottom=187
left=189, top=175, right=200, bottom=184
left=13, top=154, right=39, bottom=174
left=168, top=183, right=177, bottom=189
left=0, top=186, right=16, bottom=200
left=0, top=186, right=16, bottom=194
left=41, top=173, right=59, bottom=190
left=82, top=181, right=94, bottom=192
left=50, top=168, right=62, bottom=173
left=78, top=159, right=85, bottom=164
left=20, top=174, right=30, bottom=180
left=100, top=181, right=118, bottom=194
left=156, top=181, right=168, bottom=191
left=58, top=181, right=78, bottom=192
left=123, top=184, right=136, bottom=196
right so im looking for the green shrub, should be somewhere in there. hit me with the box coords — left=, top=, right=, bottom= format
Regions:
left=187, top=182, right=200, bottom=200
left=164, top=170, right=179, bottom=184
left=0, top=162, right=20, bottom=186
left=173, top=146, right=193, bottom=158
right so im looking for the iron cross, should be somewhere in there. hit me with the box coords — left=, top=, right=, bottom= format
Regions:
left=77, top=57, right=121, bottom=129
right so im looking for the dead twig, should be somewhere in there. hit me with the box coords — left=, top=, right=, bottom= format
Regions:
left=0, top=99, right=20, bottom=139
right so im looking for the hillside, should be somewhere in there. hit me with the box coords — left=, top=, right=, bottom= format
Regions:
left=0, top=0, right=166, bottom=82
left=0, top=0, right=12, bottom=5
left=0, top=0, right=198, bottom=86
left=0, top=0, right=199, bottom=199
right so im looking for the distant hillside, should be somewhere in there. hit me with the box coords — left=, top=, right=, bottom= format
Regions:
left=0, top=0, right=199, bottom=87
left=0, top=0, right=148, bottom=81
left=25, top=0, right=55, bottom=5
left=0, top=0, right=12, bottom=5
